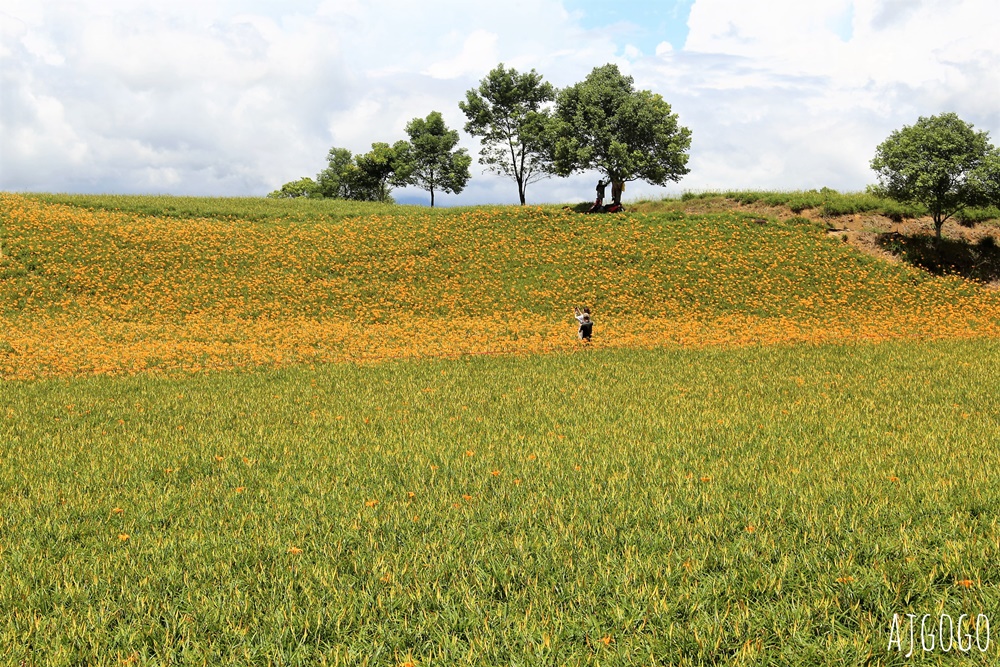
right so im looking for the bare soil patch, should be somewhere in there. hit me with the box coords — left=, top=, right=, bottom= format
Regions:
left=635, top=197, right=1000, bottom=289
left=742, top=204, right=1000, bottom=289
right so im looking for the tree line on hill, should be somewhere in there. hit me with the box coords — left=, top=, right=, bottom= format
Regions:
left=270, top=64, right=1000, bottom=236
left=269, top=63, right=692, bottom=207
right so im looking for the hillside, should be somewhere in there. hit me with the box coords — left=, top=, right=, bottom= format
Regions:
left=2, top=192, right=999, bottom=379
left=631, top=192, right=1000, bottom=283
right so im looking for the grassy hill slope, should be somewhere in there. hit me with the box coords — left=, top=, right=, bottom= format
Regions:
left=2, top=192, right=999, bottom=379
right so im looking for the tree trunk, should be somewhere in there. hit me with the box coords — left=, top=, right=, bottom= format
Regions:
left=611, top=179, right=624, bottom=205
left=430, top=188, right=435, bottom=207
left=513, top=141, right=525, bottom=205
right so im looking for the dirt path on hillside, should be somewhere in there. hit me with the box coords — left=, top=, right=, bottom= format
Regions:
left=648, top=197, right=1000, bottom=288
left=720, top=202, right=1000, bottom=285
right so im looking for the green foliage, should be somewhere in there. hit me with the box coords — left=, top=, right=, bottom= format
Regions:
left=552, top=64, right=692, bottom=200
left=315, top=146, right=357, bottom=198
left=397, top=111, right=472, bottom=207
left=460, top=64, right=556, bottom=205
left=871, top=113, right=1000, bottom=238
left=353, top=140, right=413, bottom=204
left=276, top=141, right=411, bottom=204
left=401, top=111, right=472, bottom=207
left=956, top=205, right=1000, bottom=226
left=316, top=146, right=380, bottom=201
left=3, top=340, right=1000, bottom=663
left=876, top=231, right=1000, bottom=283
left=266, top=177, right=319, bottom=199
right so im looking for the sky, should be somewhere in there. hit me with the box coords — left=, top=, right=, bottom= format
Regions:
left=2, top=0, right=999, bottom=206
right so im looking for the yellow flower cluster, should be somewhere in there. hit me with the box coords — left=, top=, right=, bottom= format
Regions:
left=1, top=193, right=998, bottom=379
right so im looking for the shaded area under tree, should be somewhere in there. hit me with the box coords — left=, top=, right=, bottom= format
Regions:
left=876, top=231, right=1000, bottom=284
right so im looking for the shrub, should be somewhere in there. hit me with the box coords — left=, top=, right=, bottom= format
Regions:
left=956, top=206, right=1000, bottom=226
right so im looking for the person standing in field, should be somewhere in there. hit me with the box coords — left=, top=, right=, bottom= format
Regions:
left=574, top=307, right=593, bottom=342
left=588, top=179, right=608, bottom=213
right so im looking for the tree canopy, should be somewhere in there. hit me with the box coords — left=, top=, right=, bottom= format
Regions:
left=267, top=177, right=318, bottom=199
left=270, top=63, right=699, bottom=206
left=551, top=64, right=692, bottom=204
left=315, top=147, right=358, bottom=199
left=398, top=111, right=472, bottom=207
left=353, top=141, right=413, bottom=203
left=460, top=64, right=555, bottom=205
left=871, top=112, right=1000, bottom=239
left=271, top=143, right=412, bottom=203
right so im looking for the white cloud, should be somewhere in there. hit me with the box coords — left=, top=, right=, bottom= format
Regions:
left=0, top=0, right=998, bottom=202
left=19, top=30, right=65, bottom=66
left=424, top=29, right=500, bottom=80
left=622, top=44, right=641, bottom=59
left=633, top=0, right=1000, bottom=193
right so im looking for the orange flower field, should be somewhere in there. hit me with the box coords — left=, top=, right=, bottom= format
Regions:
left=2, top=193, right=999, bottom=379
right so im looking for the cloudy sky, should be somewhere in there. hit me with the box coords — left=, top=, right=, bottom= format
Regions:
left=2, top=0, right=999, bottom=205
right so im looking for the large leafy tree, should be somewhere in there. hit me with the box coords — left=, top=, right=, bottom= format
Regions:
left=397, top=111, right=472, bottom=207
left=459, top=64, right=555, bottom=205
left=871, top=112, right=1000, bottom=240
left=552, top=64, right=692, bottom=205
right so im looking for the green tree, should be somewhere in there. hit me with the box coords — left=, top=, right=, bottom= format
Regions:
left=353, top=141, right=413, bottom=204
left=315, top=147, right=358, bottom=199
left=871, top=113, right=1000, bottom=240
left=552, top=64, right=692, bottom=205
left=460, top=64, right=555, bottom=205
left=397, top=111, right=472, bottom=207
left=267, top=177, right=319, bottom=199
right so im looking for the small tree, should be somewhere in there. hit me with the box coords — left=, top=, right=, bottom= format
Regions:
left=460, top=64, right=555, bottom=205
left=397, top=111, right=472, bottom=207
left=552, top=64, right=692, bottom=205
left=313, top=146, right=398, bottom=202
left=871, top=113, right=1000, bottom=240
left=267, top=177, right=319, bottom=199
left=354, top=141, right=413, bottom=203
left=315, top=147, right=357, bottom=199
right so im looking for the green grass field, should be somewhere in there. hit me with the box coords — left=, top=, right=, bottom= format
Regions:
left=2, top=193, right=999, bottom=665
left=4, top=341, right=999, bottom=665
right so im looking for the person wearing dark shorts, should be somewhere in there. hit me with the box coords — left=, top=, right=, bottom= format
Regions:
left=574, top=307, right=593, bottom=341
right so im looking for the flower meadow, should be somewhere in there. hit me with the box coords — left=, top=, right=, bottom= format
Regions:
left=2, top=193, right=999, bottom=665
left=2, top=193, right=999, bottom=379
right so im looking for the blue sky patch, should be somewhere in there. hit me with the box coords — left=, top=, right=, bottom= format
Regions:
left=829, top=4, right=855, bottom=42
left=564, top=0, right=695, bottom=54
